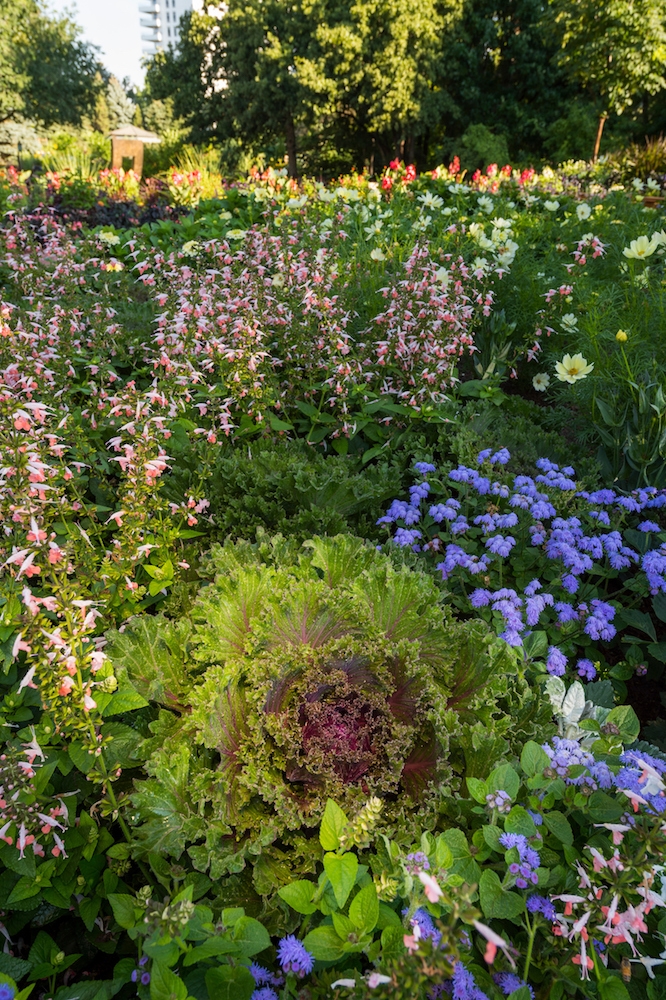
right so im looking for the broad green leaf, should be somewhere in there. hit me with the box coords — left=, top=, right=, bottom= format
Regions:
left=277, top=880, right=318, bottom=915
left=466, top=777, right=488, bottom=804
left=522, top=630, right=548, bottom=660
left=108, top=894, right=139, bottom=930
left=232, top=916, right=271, bottom=957
left=605, top=705, right=640, bottom=742
left=323, top=853, right=358, bottom=909
left=348, top=882, right=379, bottom=934
left=487, top=764, right=520, bottom=800
left=543, top=811, right=573, bottom=847
left=7, top=876, right=42, bottom=905
left=204, top=966, right=255, bottom=1000
left=319, top=799, right=348, bottom=851
left=182, top=938, right=238, bottom=966
left=616, top=608, right=656, bottom=641
left=504, top=806, right=536, bottom=839
left=105, top=615, right=192, bottom=709
left=331, top=911, right=356, bottom=941
left=479, top=870, right=524, bottom=919
left=588, top=791, right=624, bottom=823
left=303, top=925, right=346, bottom=961
left=520, top=741, right=550, bottom=777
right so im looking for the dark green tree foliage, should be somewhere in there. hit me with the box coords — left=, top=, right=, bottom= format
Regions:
left=547, top=0, right=666, bottom=159
left=438, top=0, right=578, bottom=165
left=0, top=0, right=102, bottom=127
left=144, top=11, right=229, bottom=145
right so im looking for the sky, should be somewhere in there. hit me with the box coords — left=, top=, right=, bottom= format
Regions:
left=47, top=0, right=146, bottom=87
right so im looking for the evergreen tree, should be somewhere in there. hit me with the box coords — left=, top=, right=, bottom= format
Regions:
left=107, top=76, right=136, bottom=129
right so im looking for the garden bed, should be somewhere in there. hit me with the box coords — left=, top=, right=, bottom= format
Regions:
left=0, top=159, right=665, bottom=1000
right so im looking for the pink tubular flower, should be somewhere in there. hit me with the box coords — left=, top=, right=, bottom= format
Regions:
left=418, top=870, right=443, bottom=902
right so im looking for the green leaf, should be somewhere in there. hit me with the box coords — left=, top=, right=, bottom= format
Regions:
left=204, top=967, right=255, bottom=1000
left=377, top=903, right=401, bottom=929
left=479, top=870, right=524, bottom=919
left=605, top=705, right=640, bottom=742
left=598, top=977, right=630, bottom=1000
left=348, top=882, right=379, bottom=934
left=331, top=911, right=356, bottom=941
left=652, top=593, right=666, bottom=624
left=504, top=806, right=536, bottom=838
left=7, top=876, right=42, bottom=905
left=616, top=608, right=656, bottom=641
left=487, top=764, right=520, bottom=800
left=319, top=799, right=348, bottom=852
left=0, top=955, right=32, bottom=981
left=105, top=615, right=192, bottom=708
left=522, top=631, right=548, bottom=660
left=648, top=642, right=666, bottom=663
left=231, top=916, right=271, bottom=957
left=507, top=989, right=534, bottom=1000
left=520, top=741, right=550, bottom=777
left=435, top=835, right=453, bottom=871
left=303, top=925, right=346, bottom=961
left=101, top=683, right=149, bottom=716
left=543, top=811, right=573, bottom=847
left=588, top=791, right=624, bottom=823
left=323, top=853, right=358, bottom=909
left=482, top=824, right=503, bottom=852
left=108, top=894, right=139, bottom=930
left=277, top=880, right=318, bottom=915
left=466, top=777, right=488, bottom=804
left=182, top=938, right=239, bottom=966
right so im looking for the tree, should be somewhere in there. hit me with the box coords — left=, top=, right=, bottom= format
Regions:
left=548, top=0, right=666, bottom=159
left=107, top=76, right=136, bottom=129
left=0, top=0, right=102, bottom=127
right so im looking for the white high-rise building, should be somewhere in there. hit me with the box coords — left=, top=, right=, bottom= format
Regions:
left=140, top=0, right=203, bottom=55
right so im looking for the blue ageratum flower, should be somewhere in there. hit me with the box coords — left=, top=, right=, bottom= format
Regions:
left=277, top=935, right=314, bottom=977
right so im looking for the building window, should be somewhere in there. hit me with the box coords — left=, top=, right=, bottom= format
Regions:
left=167, top=26, right=171, bottom=35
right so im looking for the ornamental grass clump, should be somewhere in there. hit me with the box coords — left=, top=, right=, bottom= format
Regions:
left=108, top=534, right=545, bottom=875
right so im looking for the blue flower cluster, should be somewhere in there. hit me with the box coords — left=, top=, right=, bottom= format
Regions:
left=377, top=449, right=666, bottom=673
left=275, top=935, right=314, bottom=977
left=411, top=907, right=443, bottom=949
left=542, top=738, right=614, bottom=790
left=499, top=832, right=541, bottom=888
left=616, top=749, right=666, bottom=814
left=494, top=972, right=535, bottom=998
left=526, top=894, right=556, bottom=921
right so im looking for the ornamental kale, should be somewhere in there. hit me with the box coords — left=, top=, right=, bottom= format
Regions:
left=109, top=534, right=547, bottom=874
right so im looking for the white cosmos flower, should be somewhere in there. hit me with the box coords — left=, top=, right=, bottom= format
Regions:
left=555, top=353, right=594, bottom=383
left=477, top=195, right=494, bottom=214
left=370, top=248, right=385, bottom=261
left=623, top=235, right=659, bottom=259
left=533, top=372, right=550, bottom=391
left=560, top=313, right=578, bottom=332
left=576, top=203, right=592, bottom=220
left=544, top=200, right=560, bottom=212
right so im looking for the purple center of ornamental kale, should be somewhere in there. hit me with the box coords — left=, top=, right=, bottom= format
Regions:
left=299, top=691, right=383, bottom=783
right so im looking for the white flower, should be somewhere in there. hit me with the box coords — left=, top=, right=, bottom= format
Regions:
left=494, top=239, right=519, bottom=266
left=623, top=235, right=658, bottom=259
left=533, top=372, right=550, bottom=391
left=632, top=177, right=645, bottom=192
left=366, top=973, right=392, bottom=988
left=576, top=203, right=591, bottom=221
left=418, top=191, right=444, bottom=210
left=271, top=273, right=285, bottom=287
left=442, top=206, right=455, bottom=216
left=331, top=979, right=357, bottom=989
left=478, top=195, right=494, bottom=214
left=473, top=256, right=489, bottom=274
left=370, top=248, right=385, bottom=261
left=647, top=177, right=661, bottom=193
left=99, top=231, right=120, bottom=246
left=544, top=200, right=560, bottom=212
left=492, top=217, right=513, bottom=231
left=181, top=240, right=201, bottom=257
left=226, top=229, right=247, bottom=240
left=434, top=265, right=449, bottom=288
left=555, top=353, right=594, bottom=383
left=560, top=313, right=578, bottom=332
left=318, top=188, right=336, bottom=202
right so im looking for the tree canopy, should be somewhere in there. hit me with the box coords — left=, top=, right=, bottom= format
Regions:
left=0, top=0, right=102, bottom=128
